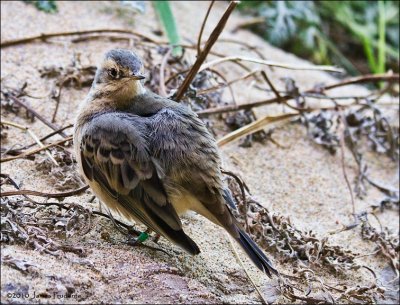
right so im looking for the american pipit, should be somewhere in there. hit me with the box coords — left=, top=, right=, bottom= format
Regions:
left=74, top=49, right=277, bottom=277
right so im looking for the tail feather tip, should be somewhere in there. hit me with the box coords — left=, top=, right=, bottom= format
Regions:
left=237, top=229, right=278, bottom=278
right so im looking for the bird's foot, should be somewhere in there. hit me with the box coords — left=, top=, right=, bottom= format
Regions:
left=127, top=231, right=150, bottom=246
left=152, top=233, right=161, bottom=244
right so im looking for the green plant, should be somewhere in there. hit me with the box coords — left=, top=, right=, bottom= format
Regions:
left=153, top=1, right=182, bottom=57
left=238, top=1, right=359, bottom=74
left=24, top=0, right=57, bottom=13
left=237, top=0, right=399, bottom=75
left=319, top=1, right=397, bottom=74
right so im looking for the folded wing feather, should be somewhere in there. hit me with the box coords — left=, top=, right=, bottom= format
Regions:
left=79, top=112, right=200, bottom=254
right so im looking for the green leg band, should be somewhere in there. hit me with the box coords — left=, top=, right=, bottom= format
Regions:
left=137, top=231, right=149, bottom=243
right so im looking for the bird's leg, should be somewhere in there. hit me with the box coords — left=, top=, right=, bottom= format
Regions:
left=127, top=228, right=151, bottom=246
left=152, top=233, right=161, bottom=244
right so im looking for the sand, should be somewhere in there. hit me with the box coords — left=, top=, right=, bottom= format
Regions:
left=1, top=1, right=398, bottom=304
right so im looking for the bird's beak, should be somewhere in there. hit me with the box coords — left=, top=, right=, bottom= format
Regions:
left=130, top=74, right=145, bottom=80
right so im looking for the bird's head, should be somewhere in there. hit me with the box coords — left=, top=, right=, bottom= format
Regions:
left=92, top=49, right=146, bottom=101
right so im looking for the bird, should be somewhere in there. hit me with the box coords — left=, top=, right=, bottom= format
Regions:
left=74, top=49, right=278, bottom=277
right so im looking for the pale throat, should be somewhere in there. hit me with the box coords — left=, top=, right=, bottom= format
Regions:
left=122, top=79, right=146, bottom=98
left=95, top=79, right=146, bottom=103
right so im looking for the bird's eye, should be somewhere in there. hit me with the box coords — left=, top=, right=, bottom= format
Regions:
left=109, top=68, right=118, bottom=79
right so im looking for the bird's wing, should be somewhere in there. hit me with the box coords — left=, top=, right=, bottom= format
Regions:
left=149, top=107, right=238, bottom=236
left=148, top=107, right=277, bottom=276
left=79, top=112, right=200, bottom=254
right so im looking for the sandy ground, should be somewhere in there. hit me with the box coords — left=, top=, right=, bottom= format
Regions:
left=1, top=1, right=399, bottom=304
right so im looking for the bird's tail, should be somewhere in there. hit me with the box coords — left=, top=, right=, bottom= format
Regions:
left=236, top=227, right=278, bottom=278
left=223, top=188, right=278, bottom=277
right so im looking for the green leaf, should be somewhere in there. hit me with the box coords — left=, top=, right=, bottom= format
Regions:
left=234, top=0, right=399, bottom=75
left=153, top=1, right=182, bottom=57
left=377, top=0, right=386, bottom=74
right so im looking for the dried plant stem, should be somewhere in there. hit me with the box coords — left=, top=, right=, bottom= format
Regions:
left=226, top=233, right=268, bottom=305
left=163, top=46, right=255, bottom=85
left=197, top=96, right=287, bottom=116
left=175, top=1, right=238, bottom=100
left=7, top=124, right=73, bottom=152
left=36, top=124, right=73, bottom=143
left=321, top=73, right=399, bottom=91
left=159, top=48, right=172, bottom=97
left=197, top=72, right=399, bottom=116
left=198, top=98, right=381, bottom=117
left=1, top=173, right=136, bottom=235
left=216, top=38, right=266, bottom=60
left=51, top=78, right=68, bottom=123
left=232, top=17, right=267, bottom=32
left=339, top=116, right=356, bottom=216
left=1, top=185, right=89, bottom=198
left=92, top=210, right=140, bottom=235
left=0, top=136, right=72, bottom=163
left=199, top=55, right=345, bottom=73
left=197, top=0, right=215, bottom=55
left=260, top=70, right=284, bottom=102
left=5, top=95, right=68, bottom=138
left=70, top=34, right=131, bottom=44
left=1, top=120, right=59, bottom=166
left=217, top=113, right=298, bottom=147
left=197, top=69, right=262, bottom=95
left=207, top=67, right=237, bottom=105
left=260, top=70, right=305, bottom=113
left=0, top=29, right=162, bottom=48
left=222, top=170, right=249, bottom=233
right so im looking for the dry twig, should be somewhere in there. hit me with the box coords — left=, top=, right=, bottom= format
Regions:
left=199, top=55, right=345, bottom=73
left=0, top=28, right=162, bottom=48
left=0, top=136, right=73, bottom=163
left=2, top=120, right=59, bottom=166
left=2, top=94, right=68, bottom=138
left=1, top=185, right=89, bottom=199
left=175, top=1, right=239, bottom=100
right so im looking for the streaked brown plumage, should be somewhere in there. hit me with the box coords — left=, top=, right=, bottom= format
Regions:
left=74, top=49, right=277, bottom=277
